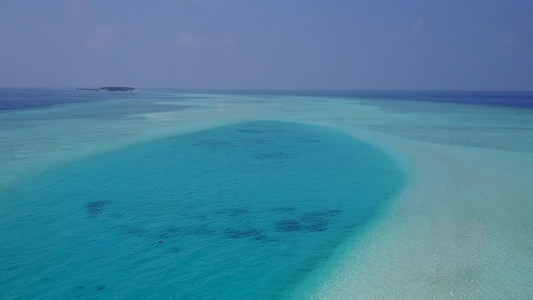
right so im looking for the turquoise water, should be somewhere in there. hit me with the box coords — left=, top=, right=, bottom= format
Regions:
left=0, top=120, right=403, bottom=299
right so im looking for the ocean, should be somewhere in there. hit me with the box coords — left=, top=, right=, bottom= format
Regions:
left=1, top=89, right=532, bottom=299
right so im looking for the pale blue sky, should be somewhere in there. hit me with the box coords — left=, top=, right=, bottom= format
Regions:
left=1, top=0, right=532, bottom=90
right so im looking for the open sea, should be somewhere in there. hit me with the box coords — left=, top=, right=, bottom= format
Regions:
left=0, top=89, right=532, bottom=299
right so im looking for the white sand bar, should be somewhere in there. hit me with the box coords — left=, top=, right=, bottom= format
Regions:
left=304, top=134, right=533, bottom=299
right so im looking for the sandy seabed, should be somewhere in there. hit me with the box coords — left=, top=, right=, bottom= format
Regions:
left=1, top=92, right=532, bottom=299
left=303, top=133, right=533, bottom=299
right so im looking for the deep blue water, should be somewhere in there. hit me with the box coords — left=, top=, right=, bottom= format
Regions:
left=0, top=121, right=403, bottom=299
left=0, top=89, right=202, bottom=121
left=162, top=89, right=533, bottom=109
left=0, top=89, right=137, bottom=112
left=325, top=90, right=533, bottom=109
left=2, top=89, right=532, bottom=113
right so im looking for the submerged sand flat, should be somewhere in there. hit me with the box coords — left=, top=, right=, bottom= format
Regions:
left=1, top=92, right=532, bottom=299
left=304, top=136, right=533, bottom=299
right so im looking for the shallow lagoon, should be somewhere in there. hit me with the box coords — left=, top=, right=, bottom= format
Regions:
left=1, top=117, right=402, bottom=299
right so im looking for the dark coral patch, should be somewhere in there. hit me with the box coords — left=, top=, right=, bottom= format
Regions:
left=268, top=206, right=298, bottom=213
left=251, top=234, right=272, bottom=242
left=86, top=201, right=111, bottom=217
left=303, top=219, right=328, bottom=232
left=275, top=210, right=342, bottom=233
left=275, top=220, right=303, bottom=232
left=275, top=218, right=327, bottom=233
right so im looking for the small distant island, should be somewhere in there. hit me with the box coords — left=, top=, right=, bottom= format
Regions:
left=77, top=87, right=135, bottom=92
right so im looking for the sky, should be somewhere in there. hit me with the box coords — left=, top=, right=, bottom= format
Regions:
left=1, top=0, right=532, bottom=90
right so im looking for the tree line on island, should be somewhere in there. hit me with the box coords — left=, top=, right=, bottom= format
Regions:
left=77, top=87, right=135, bottom=92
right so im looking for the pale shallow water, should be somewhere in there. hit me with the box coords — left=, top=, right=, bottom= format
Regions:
left=1, top=89, right=532, bottom=299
